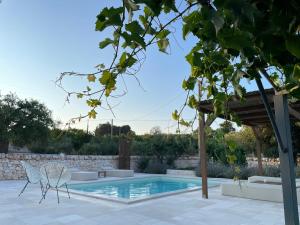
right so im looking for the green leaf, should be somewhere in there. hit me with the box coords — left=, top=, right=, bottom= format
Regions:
left=95, top=63, right=105, bottom=69
left=121, top=32, right=146, bottom=49
left=218, top=28, right=253, bottom=51
left=182, top=24, right=190, bottom=40
left=211, top=12, right=224, bottom=34
left=172, top=110, right=179, bottom=120
left=144, top=6, right=154, bottom=17
left=292, top=64, right=300, bottom=80
left=139, top=15, right=156, bottom=34
left=210, top=52, right=228, bottom=65
left=188, top=95, right=198, bottom=109
left=87, top=74, right=96, bottom=82
left=99, top=71, right=116, bottom=97
left=290, top=85, right=300, bottom=99
left=118, top=52, right=137, bottom=70
left=88, top=109, right=97, bottom=119
left=99, top=71, right=112, bottom=85
left=162, top=0, right=178, bottom=13
left=226, top=139, right=237, bottom=151
left=95, top=7, right=123, bottom=31
left=157, top=39, right=169, bottom=53
left=99, top=38, right=114, bottom=49
left=125, top=21, right=144, bottom=35
left=135, top=0, right=163, bottom=16
left=286, top=35, right=300, bottom=59
left=124, top=0, right=139, bottom=11
left=182, top=11, right=201, bottom=39
left=186, top=52, right=203, bottom=67
left=182, top=77, right=196, bottom=90
left=126, top=54, right=137, bottom=67
left=156, top=29, right=171, bottom=39
left=86, top=99, right=101, bottom=107
left=77, top=93, right=84, bottom=99
left=179, top=119, right=190, bottom=127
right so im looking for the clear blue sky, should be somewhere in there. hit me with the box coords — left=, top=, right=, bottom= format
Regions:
left=0, top=0, right=270, bottom=134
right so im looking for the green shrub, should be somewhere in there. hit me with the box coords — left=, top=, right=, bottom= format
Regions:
left=207, top=140, right=246, bottom=166
left=239, top=167, right=259, bottom=179
left=264, top=165, right=281, bottom=177
left=144, top=160, right=168, bottom=174
left=47, top=137, right=74, bottom=154
left=78, top=136, right=119, bottom=155
left=131, top=134, right=198, bottom=166
left=136, top=157, right=150, bottom=172
left=195, top=161, right=282, bottom=179
left=263, top=146, right=279, bottom=158
left=206, top=162, right=230, bottom=178
left=77, top=142, right=100, bottom=155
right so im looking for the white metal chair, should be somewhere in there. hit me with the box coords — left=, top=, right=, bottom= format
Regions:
left=39, top=162, right=71, bottom=204
left=19, top=161, right=43, bottom=196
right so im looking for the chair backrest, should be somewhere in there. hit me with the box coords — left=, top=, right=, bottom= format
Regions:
left=20, top=161, right=41, bottom=184
left=40, top=162, right=71, bottom=187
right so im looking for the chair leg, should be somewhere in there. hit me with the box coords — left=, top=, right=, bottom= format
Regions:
left=39, top=186, right=49, bottom=204
left=56, top=188, right=60, bottom=204
left=39, top=181, right=44, bottom=197
left=18, top=181, right=29, bottom=197
left=65, top=184, right=70, bottom=199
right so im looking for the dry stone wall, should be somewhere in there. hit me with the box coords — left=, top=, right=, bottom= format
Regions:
left=0, top=153, right=200, bottom=180
left=0, top=153, right=118, bottom=180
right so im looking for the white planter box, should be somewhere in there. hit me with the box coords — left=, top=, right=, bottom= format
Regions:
left=71, top=171, right=98, bottom=181
left=221, top=178, right=300, bottom=203
left=106, top=169, right=134, bottom=177
left=167, top=169, right=196, bottom=177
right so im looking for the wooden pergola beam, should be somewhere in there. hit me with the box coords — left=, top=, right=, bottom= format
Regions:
left=289, top=106, right=300, bottom=121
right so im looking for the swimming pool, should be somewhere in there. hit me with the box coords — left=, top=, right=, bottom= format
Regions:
left=67, top=176, right=219, bottom=203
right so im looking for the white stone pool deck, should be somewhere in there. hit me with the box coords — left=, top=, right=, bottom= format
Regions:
left=0, top=177, right=295, bottom=225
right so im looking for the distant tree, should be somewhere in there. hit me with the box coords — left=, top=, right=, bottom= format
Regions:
left=95, top=123, right=111, bottom=136
left=150, top=126, right=162, bottom=135
left=291, top=122, right=300, bottom=162
left=49, top=128, right=92, bottom=151
left=219, top=121, right=235, bottom=134
left=119, top=125, right=131, bottom=135
left=95, top=123, right=133, bottom=137
left=0, top=94, right=17, bottom=152
left=0, top=93, right=53, bottom=152
left=225, top=126, right=256, bottom=154
left=261, top=122, right=300, bottom=162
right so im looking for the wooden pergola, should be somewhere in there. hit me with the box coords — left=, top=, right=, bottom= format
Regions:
left=197, top=88, right=300, bottom=225
left=198, top=89, right=300, bottom=180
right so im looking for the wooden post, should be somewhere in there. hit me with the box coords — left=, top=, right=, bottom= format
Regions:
left=198, top=80, right=208, bottom=198
left=199, top=112, right=208, bottom=198
left=118, top=138, right=131, bottom=169
left=251, top=126, right=263, bottom=176
left=274, top=94, right=299, bottom=225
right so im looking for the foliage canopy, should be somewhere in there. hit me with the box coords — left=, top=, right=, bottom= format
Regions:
left=57, top=0, right=300, bottom=126
left=0, top=94, right=53, bottom=148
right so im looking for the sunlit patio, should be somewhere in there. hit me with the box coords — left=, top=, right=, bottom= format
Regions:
left=0, top=178, right=290, bottom=225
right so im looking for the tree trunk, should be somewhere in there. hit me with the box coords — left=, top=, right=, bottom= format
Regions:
left=252, top=127, right=263, bottom=176
left=256, top=138, right=263, bottom=176
left=0, top=141, right=9, bottom=153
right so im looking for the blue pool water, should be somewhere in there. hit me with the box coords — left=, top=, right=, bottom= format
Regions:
left=68, top=177, right=218, bottom=200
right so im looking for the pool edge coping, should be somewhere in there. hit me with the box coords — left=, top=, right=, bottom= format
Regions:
left=59, top=175, right=220, bottom=204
